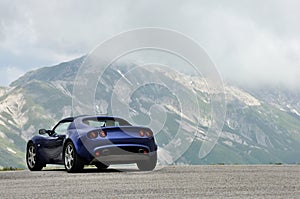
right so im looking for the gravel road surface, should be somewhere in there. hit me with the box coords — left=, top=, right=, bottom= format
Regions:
left=0, top=165, right=299, bottom=198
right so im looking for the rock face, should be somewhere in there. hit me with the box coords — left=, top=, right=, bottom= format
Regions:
left=0, top=56, right=300, bottom=168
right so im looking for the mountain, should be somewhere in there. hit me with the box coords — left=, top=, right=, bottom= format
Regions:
left=0, top=57, right=83, bottom=168
left=0, top=57, right=300, bottom=168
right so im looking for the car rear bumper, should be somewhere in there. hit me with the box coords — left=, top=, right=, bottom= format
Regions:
left=91, top=154, right=151, bottom=164
left=89, top=144, right=155, bottom=164
left=76, top=136, right=157, bottom=163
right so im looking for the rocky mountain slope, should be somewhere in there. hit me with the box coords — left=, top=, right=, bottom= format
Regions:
left=0, top=57, right=300, bottom=168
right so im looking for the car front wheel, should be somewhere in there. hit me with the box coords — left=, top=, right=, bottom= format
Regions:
left=63, top=141, right=84, bottom=173
left=26, top=143, right=44, bottom=171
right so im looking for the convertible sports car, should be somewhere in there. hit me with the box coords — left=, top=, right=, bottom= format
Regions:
left=26, top=115, right=157, bottom=172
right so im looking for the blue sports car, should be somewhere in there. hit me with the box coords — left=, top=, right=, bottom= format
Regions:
left=26, top=115, right=158, bottom=172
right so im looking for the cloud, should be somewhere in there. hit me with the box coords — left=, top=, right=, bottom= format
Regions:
left=0, top=0, right=300, bottom=88
left=0, top=66, right=25, bottom=86
left=174, top=0, right=300, bottom=88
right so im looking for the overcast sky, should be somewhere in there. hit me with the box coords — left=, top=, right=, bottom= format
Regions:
left=1, top=0, right=300, bottom=88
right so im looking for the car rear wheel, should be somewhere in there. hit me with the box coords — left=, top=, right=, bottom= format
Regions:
left=26, top=143, right=44, bottom=171
left=137, top=152, right=157, bottom=171
left=63, top=141, right=84, bottom=173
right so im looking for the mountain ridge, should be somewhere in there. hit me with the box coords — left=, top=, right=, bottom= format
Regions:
left=1, top=57, right=300, bottom=168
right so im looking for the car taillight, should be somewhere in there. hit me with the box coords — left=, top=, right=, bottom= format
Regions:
left=99, top=130, right=106, bottom=138
left=146, top=131, right=153, bottom=137
left=87, top=131, right=98, bottom=139
left=95, top=151, right=101, bottom=157
left=139, top=130, right=145, bottom=137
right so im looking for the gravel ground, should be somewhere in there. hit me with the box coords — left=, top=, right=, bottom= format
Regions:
left=0, top=165, right=299, bottom=198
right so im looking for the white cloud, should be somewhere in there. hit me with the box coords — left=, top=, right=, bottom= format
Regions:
left=0, top=66, right=25, bottom=86
left=176, top=0, right=300, bottom=88
left=0, top=0, right=300, bottom=88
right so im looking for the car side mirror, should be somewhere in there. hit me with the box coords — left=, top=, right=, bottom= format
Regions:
left=39, top=129, right=47, bottom=135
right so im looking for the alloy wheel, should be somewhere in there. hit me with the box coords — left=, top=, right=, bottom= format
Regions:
left=27, top=145, right=36, bottom=168
left=64, top=143, right=74, bottom=170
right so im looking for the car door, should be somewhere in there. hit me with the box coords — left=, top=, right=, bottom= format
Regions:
left=43, top=121, right=71, bottom=163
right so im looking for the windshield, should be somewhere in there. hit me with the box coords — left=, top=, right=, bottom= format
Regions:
left=82, top=118, right=131, bottom=128
left=53, top=121, right=71, bottom=135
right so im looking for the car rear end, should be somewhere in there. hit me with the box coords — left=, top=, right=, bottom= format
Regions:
left=80, top=126, right=157, bottom=165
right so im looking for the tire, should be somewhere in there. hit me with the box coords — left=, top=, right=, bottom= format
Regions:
left=26, top=143, right=44, bottom=171
left=137, top=152, right=157, bottom=171
left=63, top=141, right=84, bottom=173
left=95, top=162, right=109, bottom=170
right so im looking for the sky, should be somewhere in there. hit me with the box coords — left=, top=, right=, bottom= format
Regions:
left=0, top=0, right=300, bottom=88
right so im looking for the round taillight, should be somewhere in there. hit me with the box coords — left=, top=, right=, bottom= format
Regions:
left=87, top=131, right=98, bottom=139
left=99, top=130, right=106, bottom=138
left=139, top=130, right=145, bottom=137
left=146, top=131, right=153, bottom=137
left=95, top=151, right=100, bottom=157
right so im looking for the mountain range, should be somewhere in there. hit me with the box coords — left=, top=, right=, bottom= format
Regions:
left=0, top=56, right=300, bottom=168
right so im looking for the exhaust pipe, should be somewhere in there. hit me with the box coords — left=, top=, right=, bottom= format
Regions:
left=138, top=149, right=145, bottom=154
